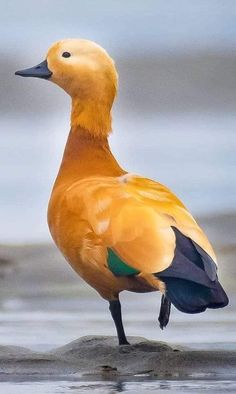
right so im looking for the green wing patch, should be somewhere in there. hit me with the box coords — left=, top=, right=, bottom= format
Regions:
left=107, top=248, right=140, bottom=277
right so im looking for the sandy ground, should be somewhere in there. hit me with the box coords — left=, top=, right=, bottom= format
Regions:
left=0, top=212, right=235, bottom=381
left=0, top=336, right=236, bottom=381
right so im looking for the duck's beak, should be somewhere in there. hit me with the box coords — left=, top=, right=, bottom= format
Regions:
left=15, top=59, right=52, bottom=79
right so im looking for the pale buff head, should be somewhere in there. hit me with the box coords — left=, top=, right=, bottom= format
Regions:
left=16, top=39, right=118, bottom=137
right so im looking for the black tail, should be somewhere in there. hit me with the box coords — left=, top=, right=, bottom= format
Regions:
left=155, top=227, right=229, bottom=314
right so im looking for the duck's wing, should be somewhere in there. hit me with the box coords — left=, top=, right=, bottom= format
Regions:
left=66, top=173, right=217, bottom=276
left=66, top=174, right=229, bottom=314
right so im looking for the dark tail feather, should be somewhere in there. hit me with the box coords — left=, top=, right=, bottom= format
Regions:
left=158, top=295, right=171, bottom=328
left=155, top=227, right=229, bottom=314
left=161, top=277, right=228, bottom=314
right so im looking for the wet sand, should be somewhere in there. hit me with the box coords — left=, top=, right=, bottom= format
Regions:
left=0, top=336, right=236, bottom=382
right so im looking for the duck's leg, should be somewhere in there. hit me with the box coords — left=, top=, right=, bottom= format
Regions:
left=158, top=294, right=171, bottom=329
left=109, top=299, right=130, bottom=345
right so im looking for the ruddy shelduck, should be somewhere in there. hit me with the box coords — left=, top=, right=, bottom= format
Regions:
left=16, top=39, right=228, bottom=345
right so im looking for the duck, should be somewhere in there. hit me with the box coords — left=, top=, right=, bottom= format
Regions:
left=15, top=39, right=229, bottom=345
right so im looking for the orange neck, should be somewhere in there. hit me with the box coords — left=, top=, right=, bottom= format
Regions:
left=53, top=126, right=125, bottom=188
left=71, top=97, right=112, bottom=138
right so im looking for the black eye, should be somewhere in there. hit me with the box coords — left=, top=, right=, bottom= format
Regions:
left=62, top=52, right=71, bottom=58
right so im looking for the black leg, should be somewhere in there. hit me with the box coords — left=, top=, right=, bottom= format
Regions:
left=158, top=294, right=171, bottom=329
left=109, top=299, right=130, bottom=345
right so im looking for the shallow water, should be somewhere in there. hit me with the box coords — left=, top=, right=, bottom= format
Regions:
left=2, top=378, right=236, bottom=394
left=1, top=291, right=235, bottom=351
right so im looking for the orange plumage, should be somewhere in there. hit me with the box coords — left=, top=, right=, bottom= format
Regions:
left=16, top=39, right=228, bottom=345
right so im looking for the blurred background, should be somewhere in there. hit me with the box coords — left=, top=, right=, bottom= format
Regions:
left=1, top=0, right=236, bottom=243
left=0, top=0, right=236, bottom=371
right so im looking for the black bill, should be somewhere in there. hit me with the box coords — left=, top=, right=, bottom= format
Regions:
left=15, top=60, right=52, bottom=79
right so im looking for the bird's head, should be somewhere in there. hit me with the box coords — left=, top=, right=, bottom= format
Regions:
left=15, top=39, right=118, bottom=137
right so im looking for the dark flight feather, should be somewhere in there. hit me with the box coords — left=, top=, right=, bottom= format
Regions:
left=155, top=227, right=229, bottom=314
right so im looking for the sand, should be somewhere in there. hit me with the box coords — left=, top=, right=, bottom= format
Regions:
left=0, top=336, right=236, bottom=381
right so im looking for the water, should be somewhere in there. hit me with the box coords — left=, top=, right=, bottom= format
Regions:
left=2, top=379, right=236, bottom=394
left=1, top=292, right=236, bottom=351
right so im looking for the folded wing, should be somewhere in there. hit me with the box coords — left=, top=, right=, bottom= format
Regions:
left=66, top=174, right=217, bottom=275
